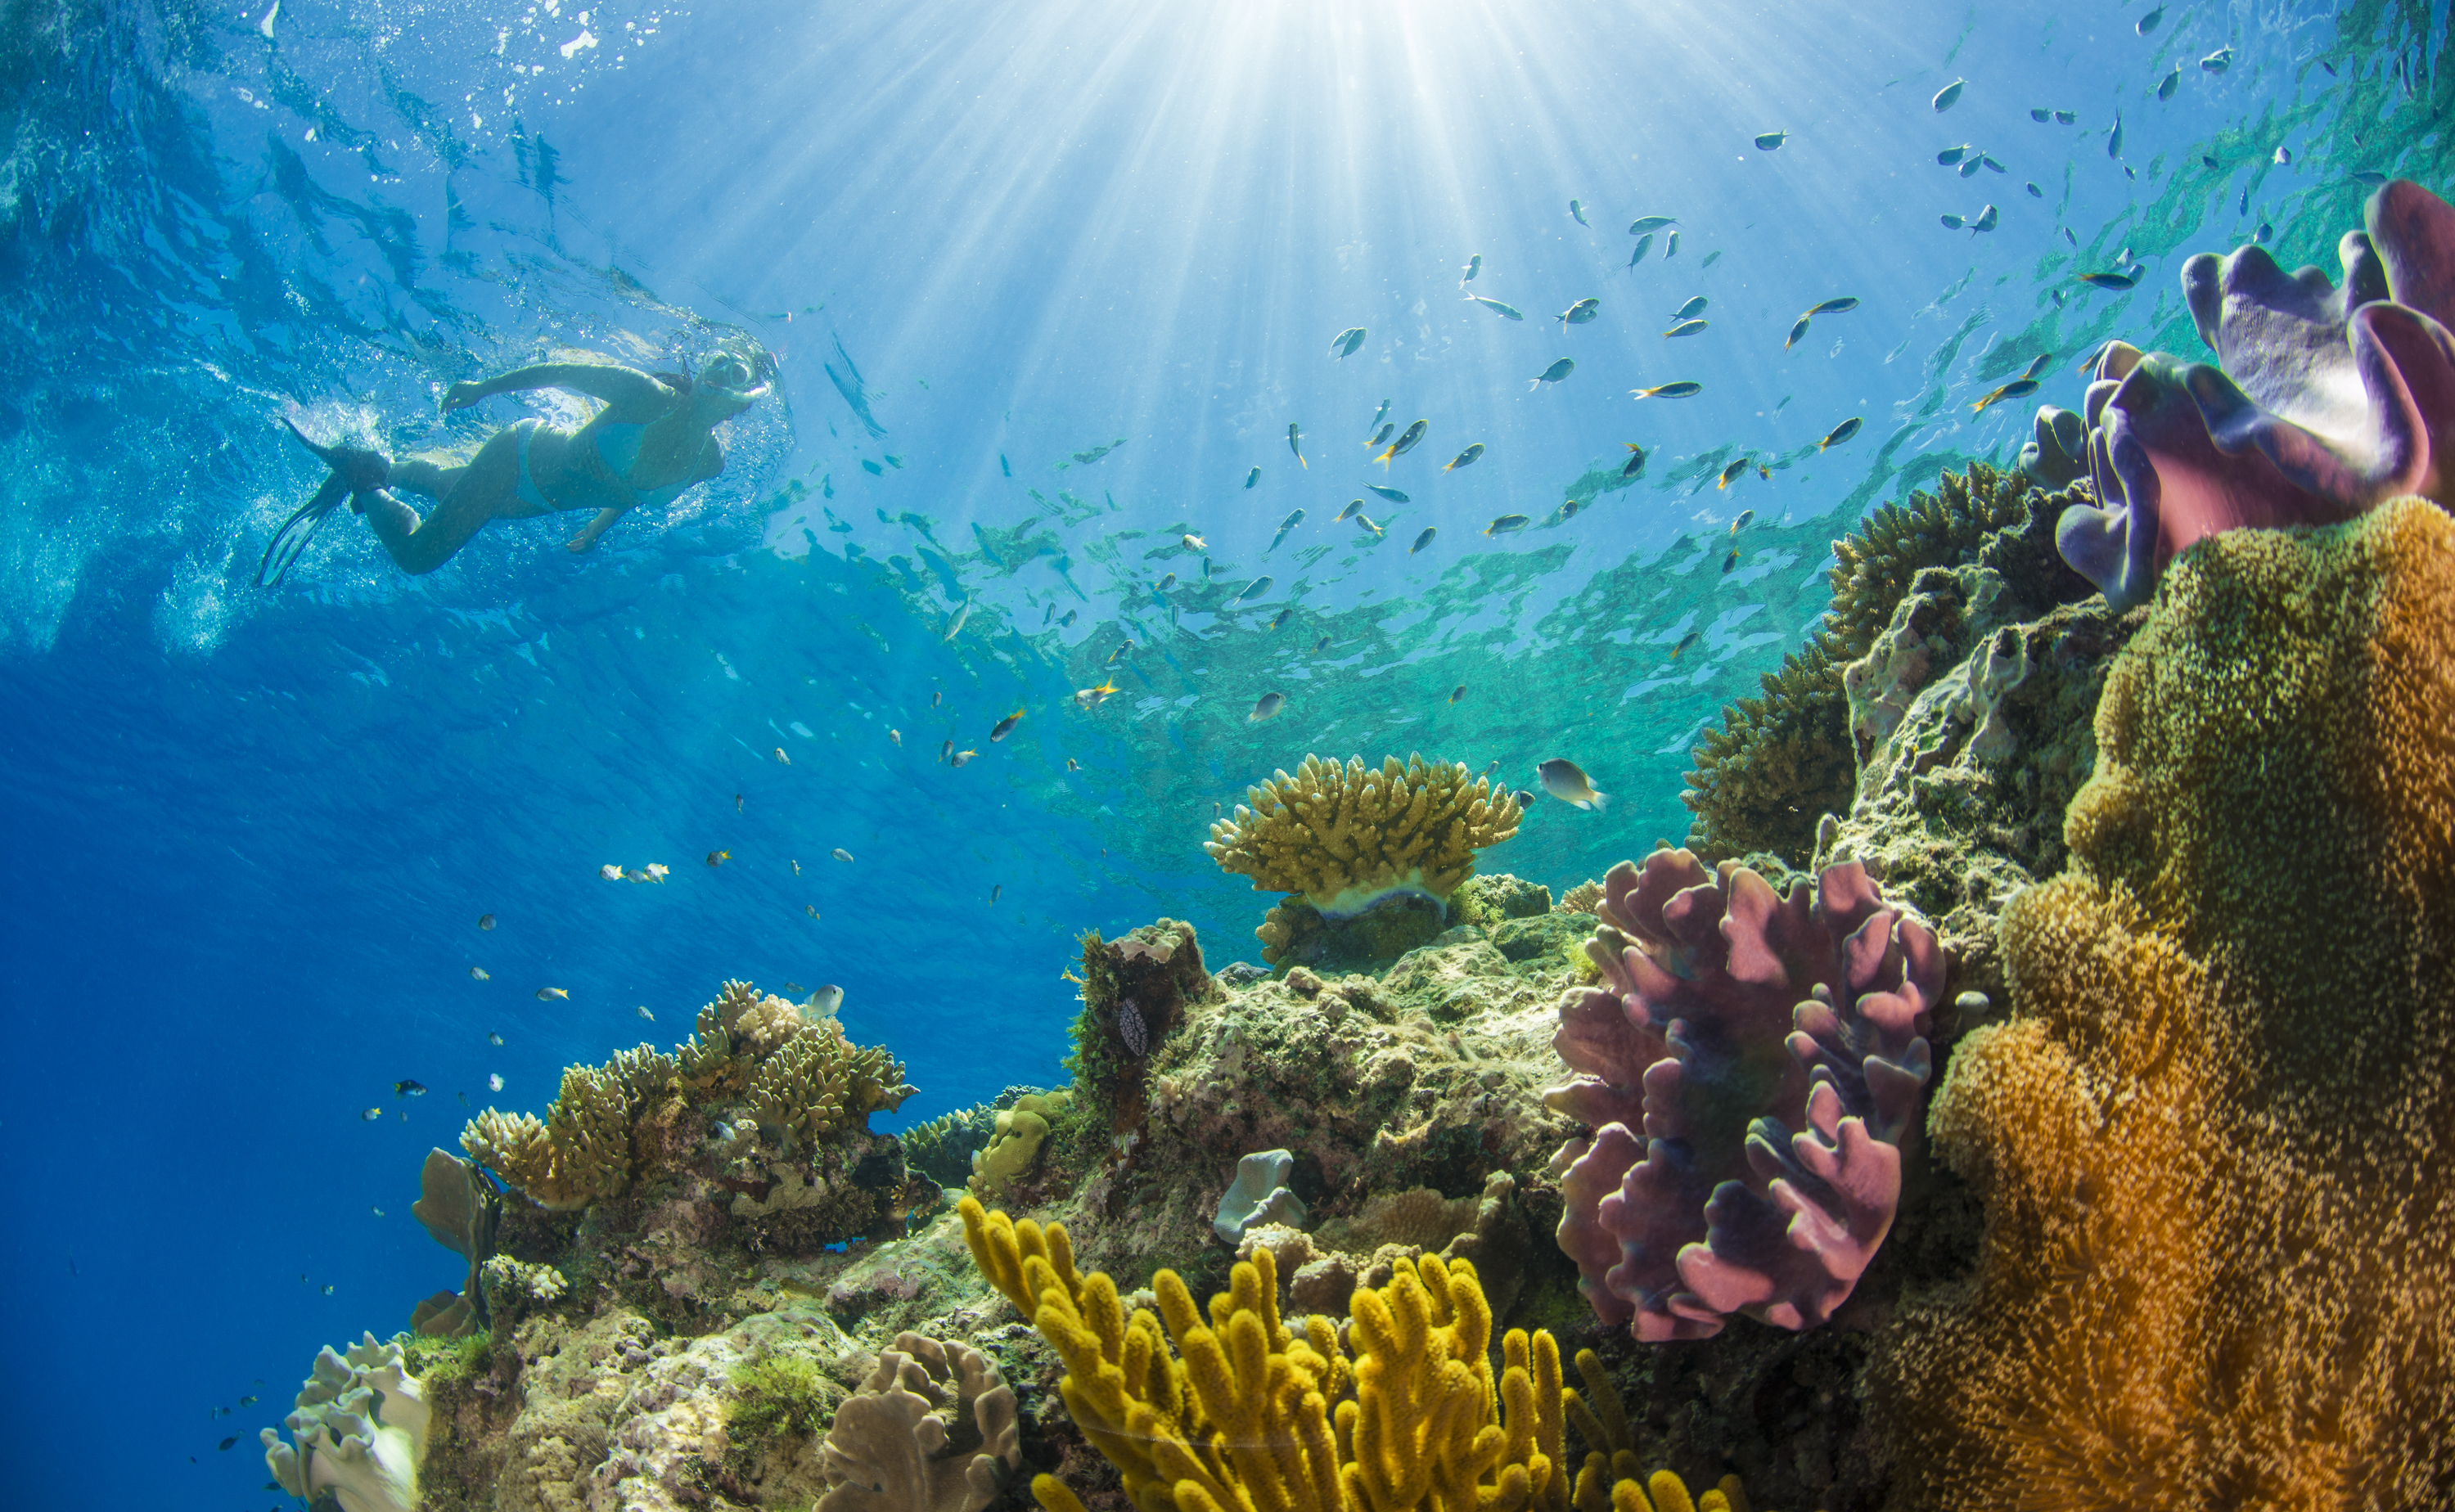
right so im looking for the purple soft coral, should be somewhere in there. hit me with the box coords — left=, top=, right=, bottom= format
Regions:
left=2046, top=179, right=2455, bottom=609
left=1546, top=849, right=1939, bottom=1342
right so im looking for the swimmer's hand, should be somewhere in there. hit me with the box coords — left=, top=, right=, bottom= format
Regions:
left=442, top=380, right=489, bottom=412
left=566, top=532, right=597, bottom=554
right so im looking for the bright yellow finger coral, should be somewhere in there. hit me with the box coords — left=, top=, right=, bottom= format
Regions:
left=957, top=1197, right=1761, bottom=1512
left=1203, top=754, right=1523, bottom=916
left=1876, top=499, right=2455, bottom=1508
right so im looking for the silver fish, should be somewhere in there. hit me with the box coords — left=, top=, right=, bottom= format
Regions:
left=1536, top=758, right=1609, bottom=811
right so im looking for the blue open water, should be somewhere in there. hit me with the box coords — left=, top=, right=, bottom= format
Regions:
left=0, top=0, right=2441, bottom=1504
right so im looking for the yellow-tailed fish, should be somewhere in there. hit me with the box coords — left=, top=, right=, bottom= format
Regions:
left=1484, top=515, right=1530, bottom=536
left=1971, top=378, right=2040, bottom=413
left=1375, top=419, right=1427, bottom=467
left=1819, top=416, right=1863, bottom=450
left=1671, top=631, right=1700, bottom=658
left=1631, top=381, right=1703, bottom=399
left=989, top=709, right=1025, bottom=741
left=1249, top=692, right=1285, bottom=722
left=1717, top=458, right=1749, bottom=488
left=1448, top=684, right=1467, bottom=704
left=1530, top=359, right=1574, bottom=389
left=1446, top=443, right=1485, bottom=472
left=1664, top=318, right=1707, bottom=338
left=950, top=749, right=978, bottom=767
left=1288, top=421, right=1307, bottom=467
left=1786, top=314, right=1812, bottom=349
left=1537, top=758, right=1608, bottom=810
left=706, top=849, right=730, bottom=866
left=469, top=966, right=489, bottom=980
left=1463, top=295, right=1524, bottom=320
left=1330, top=326, right=1367, bottom=359
left=1558, top=297, right=1600, bottom=329
left=1809, top=296, right=1859, bottom=315
left=1412, top=526, right=1438, bottom=554
left=1622, top=443, right=1647, bottom=478
left=537, top=987, right=569, bottom=1001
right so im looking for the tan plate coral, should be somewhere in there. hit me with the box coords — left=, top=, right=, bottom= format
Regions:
left=1205, top=753, right=1523, bottom=916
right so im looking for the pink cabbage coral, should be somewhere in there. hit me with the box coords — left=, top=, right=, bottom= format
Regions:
left=2042, top=178, right=2455, bottom=607
left=1547, top=849, right=1940, bottom=1341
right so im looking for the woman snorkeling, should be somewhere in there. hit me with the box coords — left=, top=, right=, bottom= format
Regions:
left=261, top=347, right=773, bottom=584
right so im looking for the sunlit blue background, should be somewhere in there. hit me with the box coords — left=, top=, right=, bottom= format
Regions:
left=2, top=0, right=2439, bottom=1502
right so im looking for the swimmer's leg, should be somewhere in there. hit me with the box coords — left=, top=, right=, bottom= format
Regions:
left=359, top=426, right=523, bottom=575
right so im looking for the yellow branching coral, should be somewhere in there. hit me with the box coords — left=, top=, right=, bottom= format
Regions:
left=957, top=1198, right=1760, bottom=1512
left=1204, top=754, right=1523, bottom=915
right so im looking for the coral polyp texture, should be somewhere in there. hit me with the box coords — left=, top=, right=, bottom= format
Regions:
left=1878, top=500, right=2455, bottom=1507
left=1547, top=848, right=1940, bottom=1341
left=2044, top=178, right=2455, bottom=609
left=262, top=1332, right=432, bottom=1512
left=1204, top=753, right=1523, bottom=916
left=957, top=1198, right=1759, bottom=1512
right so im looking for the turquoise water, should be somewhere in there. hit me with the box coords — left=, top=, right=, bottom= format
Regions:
left=0, top=0, right=2440, bottom=1503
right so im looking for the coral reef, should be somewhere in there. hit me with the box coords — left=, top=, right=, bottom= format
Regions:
left=263, top=1332, right=432, bottom=1512
left=1547, top=850, right=1941, bottom=1341
left=412, top=1147, right=502, bottom=1338
left=2047, top=179, right=2455, bottom=609
left=1682, top=464, right=2092, bottom=866
left=1204, top=753, right=1523, bottom=917
left=1247, top=1169, right=1534, bottom=1323
left=1817, top=571, right=2142, bottom=997
left=962, top=1199, right=1759, bottom=1512
left=1876, top=499, right=2455, bottom=1508
left=1210, top=1148, right=1308, bottom=1244
left=817, top=1332, right=1019, bottom=1512
left=438, top=979, right=925, bottom=1334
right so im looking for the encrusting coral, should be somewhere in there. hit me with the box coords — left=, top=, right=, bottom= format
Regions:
left=1682, top=463, right=2092, bottom=866
left=957, top=1197, right=1764, bottom=1512
left=1205, top=754, right=1523, bottom=918
left=2043, top=179, right=2455, bottom=608
left=817, top=1331, right=1020, bottom=1512
left=1876, top=498, right=2455, bottom=1508
left=1547, top=849, right=1940, bottom=1342
left=461, top=978, right=915, bottom=1212
left=263, top=1332, right=433, bottom=1512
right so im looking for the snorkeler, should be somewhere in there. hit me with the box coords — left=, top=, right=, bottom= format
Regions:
left=260, top=349, right=772, bottom=584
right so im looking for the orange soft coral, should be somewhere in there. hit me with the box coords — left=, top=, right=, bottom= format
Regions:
left=1875, top=498, right=2455, bottom=1510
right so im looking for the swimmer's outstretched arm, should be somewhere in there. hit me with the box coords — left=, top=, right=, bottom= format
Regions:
left=442, top=362, right=670, bottom=416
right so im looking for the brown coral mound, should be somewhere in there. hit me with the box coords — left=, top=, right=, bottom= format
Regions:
left=1876, top=499, right=2455, bottom=1510
left=1682, top=466, right=2092, bottom=866
left=1204, top=753, right=1522, bottom=914
left=462, top=979, right=915, bottom=1211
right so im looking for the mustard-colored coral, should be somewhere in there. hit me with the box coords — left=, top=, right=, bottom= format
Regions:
left=957, top=1197, right=1761, bottom=1512
left=462, top=978, right=915, bottom=1209
left=966, top=1091, right=1069, bottom=1199
left=1204, top=754, right=1523, bottom=915
left=747, top=1019, right=918, bottom=1148
left=1877, top=499, right=2455, bottom=1509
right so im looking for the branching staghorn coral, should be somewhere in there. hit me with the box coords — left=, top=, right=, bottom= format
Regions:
left=1205, top=754, right=1522, bottom=916
left=461, top=978, right=914, bottom=1209
left=1877, top=499, right=2455, bottom=1507
left=1547, top=848, right=1940, bottom=1342
left=817, top=1331, right=1020, bottom=1512
left=957, top=1197, right=1764, bottom=1512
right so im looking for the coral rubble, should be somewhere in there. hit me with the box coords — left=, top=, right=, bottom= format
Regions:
left=2046, top=179, right=2455, bottom=609
left=1205, top=753, right=1523, bottom=920
left=1547, top=850, right=1941, bottom=1341
left=1876, top=499, right=2455, bottom=1507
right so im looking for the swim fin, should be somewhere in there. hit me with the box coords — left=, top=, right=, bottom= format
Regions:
left=256, top=473, right=350, bottom=587
left=259, top=422, right=392, bottom=587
